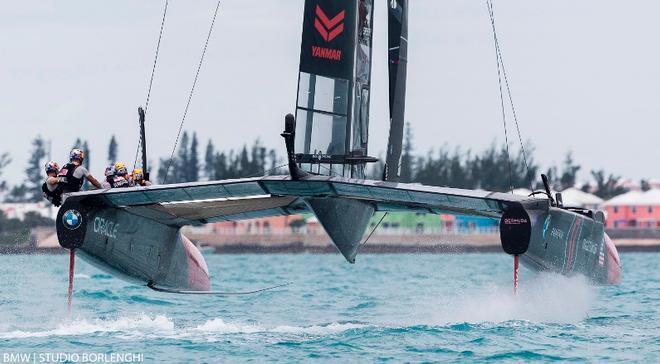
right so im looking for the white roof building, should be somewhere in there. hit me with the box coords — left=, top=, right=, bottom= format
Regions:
left=604, top=189, right=660, bottom=207
left=512, top=188, right=533, bottom=197
left=649, top=178, right=660, bottom=190
left=559, top=187, right=604, bottom=209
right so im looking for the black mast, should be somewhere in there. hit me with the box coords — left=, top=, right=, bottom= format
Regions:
left=384, top=0, right=408, bottom=182
left=138, top=106, right=149, bottom=181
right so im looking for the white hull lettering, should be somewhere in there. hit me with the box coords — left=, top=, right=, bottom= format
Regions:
left=93, top=217, right=119, bottom=239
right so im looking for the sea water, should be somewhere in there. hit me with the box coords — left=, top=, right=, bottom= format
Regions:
left=0, top=253, right=657, bottom=363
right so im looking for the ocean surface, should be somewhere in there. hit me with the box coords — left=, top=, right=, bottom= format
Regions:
left=0, top=252, right=657, bottom=363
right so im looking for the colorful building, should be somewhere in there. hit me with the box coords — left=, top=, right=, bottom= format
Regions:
left=603, top=189, right=660, bottom=229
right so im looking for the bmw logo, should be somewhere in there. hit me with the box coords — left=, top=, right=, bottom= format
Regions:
left=62, top=210, right=83, bottom=230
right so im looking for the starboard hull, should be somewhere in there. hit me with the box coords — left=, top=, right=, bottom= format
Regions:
left=519, top=207, right=621, bottom=284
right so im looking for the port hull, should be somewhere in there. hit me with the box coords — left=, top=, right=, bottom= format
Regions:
left=56, top=197, right=210, bottom=290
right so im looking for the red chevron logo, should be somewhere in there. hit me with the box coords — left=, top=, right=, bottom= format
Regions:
left=314, top=5, right=345, bottom=42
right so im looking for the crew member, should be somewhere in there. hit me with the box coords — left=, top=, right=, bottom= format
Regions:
left=110, top=162, right=131, bottom=188
left=131, top=168, right=152, bottom=187
left=101, top=165, right=115, bottom=189
left=57, top=148, right=102, bottom=193
left=42, top=161, right=63, bottom=206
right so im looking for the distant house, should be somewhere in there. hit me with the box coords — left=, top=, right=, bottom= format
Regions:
left=207, top=215, right=301, bottom=235
left=649, top=178, right=660, bottom=190
left=603, top=189, right=660, bottom=229
left=559, top=187, right=604, bottom=210
left=0, top=202, right=57, bottom=220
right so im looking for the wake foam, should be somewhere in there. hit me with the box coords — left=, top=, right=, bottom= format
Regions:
left=193, top=318, right=261, bottom=334
left=272, top=322, right=368, bottom=335
left=0, top=314, right=174, bottom=339
left=423, top=273, right=594, bottom=325
left=0, top=315, right=367, bottom=340
left=192, top=318, right=368, bottom=335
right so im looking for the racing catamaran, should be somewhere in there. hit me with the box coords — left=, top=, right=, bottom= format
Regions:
left=55, top=0, right=621, bottom=299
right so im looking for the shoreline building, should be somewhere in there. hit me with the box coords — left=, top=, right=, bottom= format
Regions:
left=559, top=187, right=604, bottom=210
left=604, top=189, right=660, bottom=229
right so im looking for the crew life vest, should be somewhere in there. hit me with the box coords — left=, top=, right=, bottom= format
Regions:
left=57, top=163, right=84, bottom=193
left=42, top=180, right=63, bottom=207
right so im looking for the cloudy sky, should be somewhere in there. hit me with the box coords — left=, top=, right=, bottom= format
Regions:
left=0, top=0, right=658, bottom=187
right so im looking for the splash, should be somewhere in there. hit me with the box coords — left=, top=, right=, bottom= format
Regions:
left=192, top=318, right=368, bottom=335
left=424, top=273, right=595, bottom=325
left=0, top=315, right=367, bottom=340
left=193, top=318, right=262, bottom=334
left=0, top=314, right=174, bottom=339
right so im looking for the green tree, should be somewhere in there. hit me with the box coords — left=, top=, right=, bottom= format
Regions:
left=107, top=135, right=118, bottom=164
left=238, top=145, right=250, bottom=175
left=249, top=139, right=266, bottom=176
left=213, top=152, right=228, bottom=180
left=0, top=153, right=11, bottom=194
left=81, top=140, right=90, bottom=171
left=204, top=139, right=215, bottom=180
left=5, top=184, right=29, bottom=203
left=189, top=132, right=199, bottom=182
left=267, top=149, right=279, bottom=175
left=156, top=158, right=171, bottom=184
left=591, top=170, right=627, bottom=199
left=23, top=211, right=53, bottom=227
left=25, top=136, right=47, bottom=202
left=559, top=152, right=580, bottom=190
left=72, top=138, right=82, bottom=151
left=177, top=132, right=190, bottom=182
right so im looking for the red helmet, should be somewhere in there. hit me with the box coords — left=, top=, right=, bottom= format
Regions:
left=45, top=161, right=60, bottom=174
left=70, top=148, right=85, bottom=162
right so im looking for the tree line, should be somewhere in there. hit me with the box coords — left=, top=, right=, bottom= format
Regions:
left=0, top=126, right=643, bottom=203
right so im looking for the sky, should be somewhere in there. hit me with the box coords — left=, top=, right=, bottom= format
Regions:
left=0, top=0, right=658, bottom=188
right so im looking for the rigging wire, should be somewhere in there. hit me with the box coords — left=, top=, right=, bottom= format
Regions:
left=133, top=0, right=170, bottom=171
left=487, top=1, right=533, bottom=191
left=163, top=0, right=222, bottom=184
left=487, top=0, right=514, bottom=193
left=361, top=212, right=388, bottom=247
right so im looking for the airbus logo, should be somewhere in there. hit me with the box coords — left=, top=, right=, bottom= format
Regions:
left=314, top=5, right=345, bottom=42
left=62, top=210, right=82, bottom=230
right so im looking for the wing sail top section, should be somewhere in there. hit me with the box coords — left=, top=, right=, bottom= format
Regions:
left=66, top=175, right=544, bottom=227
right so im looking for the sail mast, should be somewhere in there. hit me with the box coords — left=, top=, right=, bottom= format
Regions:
left=384, top=0, right=408, bottom=182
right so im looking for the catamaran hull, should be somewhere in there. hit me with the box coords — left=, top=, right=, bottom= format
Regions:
left=54, top=175, right=620, bottom=288
left=56, top=199, right=210, bottom=291
left=503, top=205, right=621, bottom=285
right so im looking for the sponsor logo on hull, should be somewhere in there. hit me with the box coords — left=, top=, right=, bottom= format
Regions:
left=62, top=210, right=82, bottom=231
left=93, top=217, right=119, bottom=239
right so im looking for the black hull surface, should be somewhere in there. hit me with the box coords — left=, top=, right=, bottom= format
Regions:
left=57, top=196, right=210, bottom=291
